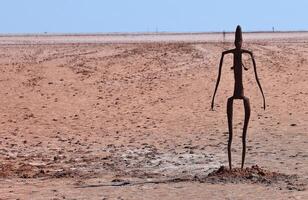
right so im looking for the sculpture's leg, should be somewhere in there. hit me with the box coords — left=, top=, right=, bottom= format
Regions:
left=241, top=97, right=251, bottom=169
left=227, top=97, right=234, bottom=170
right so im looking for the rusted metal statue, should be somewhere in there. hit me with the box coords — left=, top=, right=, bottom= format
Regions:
left=211, top=25, right=266, bottom=170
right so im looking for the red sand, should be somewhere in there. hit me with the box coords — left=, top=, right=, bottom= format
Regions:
left=0, top=33, right=307, bottom=199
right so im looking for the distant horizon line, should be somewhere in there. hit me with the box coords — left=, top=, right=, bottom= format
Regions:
left=1, top=30, right=308, bottom=37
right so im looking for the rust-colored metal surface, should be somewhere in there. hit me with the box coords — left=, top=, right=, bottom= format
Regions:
left=211, top=25, right=266, bottom=170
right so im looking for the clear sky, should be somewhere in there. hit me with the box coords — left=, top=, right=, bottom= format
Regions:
left=1, top=0, right=308, bottom=33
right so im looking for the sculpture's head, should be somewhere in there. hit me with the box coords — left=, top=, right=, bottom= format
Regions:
left=234, top=25, right=242, bottom=49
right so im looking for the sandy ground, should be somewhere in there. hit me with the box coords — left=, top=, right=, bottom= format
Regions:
left=0, top=33, right=307, bottom=199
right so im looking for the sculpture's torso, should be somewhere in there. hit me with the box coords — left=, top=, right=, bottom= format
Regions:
left=233, top=50, right=244, bottom=98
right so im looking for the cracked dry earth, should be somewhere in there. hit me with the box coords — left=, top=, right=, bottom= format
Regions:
left=0, top=38, right=307, bottom=199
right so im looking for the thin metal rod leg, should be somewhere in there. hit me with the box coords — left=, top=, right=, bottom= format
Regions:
left=227, top=97, right=234, bottom=170
left=242, top=97, right=251, bottom=169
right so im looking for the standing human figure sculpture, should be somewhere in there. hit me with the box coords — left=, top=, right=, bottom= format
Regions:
left=211, top=25, right=266, bottom=170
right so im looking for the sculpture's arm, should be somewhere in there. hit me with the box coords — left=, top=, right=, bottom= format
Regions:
left=211, top=50, right=232, bottom=110
left=244, top=50, right=266, bottom=110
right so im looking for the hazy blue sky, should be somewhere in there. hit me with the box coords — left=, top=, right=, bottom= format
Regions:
left=0, top=0, right=307, bottom=33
